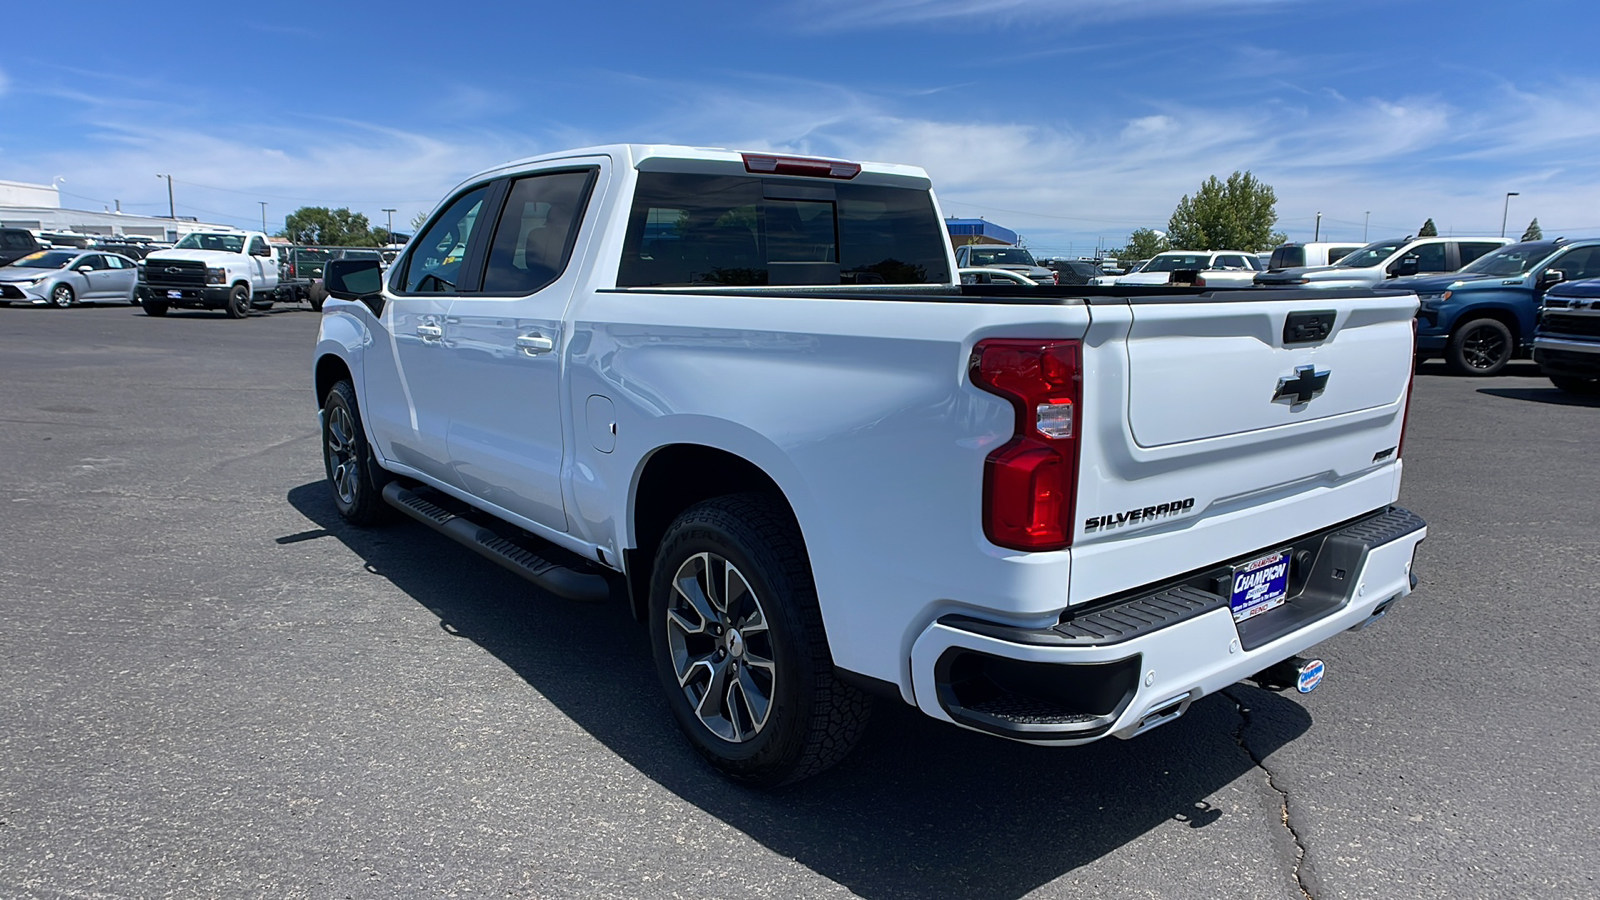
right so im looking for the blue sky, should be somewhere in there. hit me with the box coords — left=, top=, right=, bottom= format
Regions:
left=4, top=0, right=1598, bottom=257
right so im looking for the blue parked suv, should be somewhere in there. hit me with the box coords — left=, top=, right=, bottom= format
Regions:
left=1394, top=238, right=1600, bottom=375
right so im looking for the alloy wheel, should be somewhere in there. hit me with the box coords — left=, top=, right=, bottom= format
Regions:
left=665, top=551, right=777, bottom=743
left=1461, top=324, right=1508, bottom=370
left=324, top=405, right=359, bottom=505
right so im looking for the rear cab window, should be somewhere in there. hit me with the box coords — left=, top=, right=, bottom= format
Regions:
left=617, top=172, right=950, bottom=287
left=1269, top=247, right=1305, bottom=269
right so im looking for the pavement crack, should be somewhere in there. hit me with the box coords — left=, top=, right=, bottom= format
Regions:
left=1226, top=687, right=1314, bottom=900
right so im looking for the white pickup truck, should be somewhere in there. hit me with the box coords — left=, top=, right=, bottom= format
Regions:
left=312, top=144, right=1426, bottom=785
left=137, top=230, right=282, bottom=317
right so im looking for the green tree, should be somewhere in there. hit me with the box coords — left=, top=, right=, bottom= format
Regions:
left=1521, top=218, right=1543, bottom=241
left=1122, top=227, right=1171, bottom=260
left=1165, top=171, right=1280, bottom=251
left=280, top=207, right=378, bottom=246
left=1418, top=218, right=1438, bottom=237
left=410, top=210, right=430, bottom=233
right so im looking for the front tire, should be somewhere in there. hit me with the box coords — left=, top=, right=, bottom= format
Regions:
left=1549, top=374, right=1600, bottom=395
left=1445, top=318, right=1513, bottom=376
left=142, top=300, right=169, bottom=317
left=321, top=380, right=392, bottom=525
left=50, top=283, right=74, bottom=308
left=649, top=494, right=870, bottom=786
left=225, top=284, right=251, bottom=319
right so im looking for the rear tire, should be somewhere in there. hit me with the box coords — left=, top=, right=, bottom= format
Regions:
left=143, top=300, right=169, bottom=317
left=649, top=493, right=871, bottom=786
left=225, top=284, right=250, bottom=319
left=1445, top=318, right=1513, bottom=376
left=1549, top=374, right=1600, bottom=395
left=321, top=380, right=393, bottom=526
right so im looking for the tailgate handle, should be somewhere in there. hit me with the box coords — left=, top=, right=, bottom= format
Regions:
left=1284, top=310, right=1336, bottom=344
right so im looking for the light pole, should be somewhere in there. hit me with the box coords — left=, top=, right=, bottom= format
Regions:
left=259, top=201, right=268, bottom=232
left=1364, top=211, right=1370, bottom=241
left=382, top=208, right=396, bottom=242
left=155, top=174, right=175, bottom=218
left=1313, top=211, right=1321, bottom=241
left=1500, top=192, right=1520, bottom=238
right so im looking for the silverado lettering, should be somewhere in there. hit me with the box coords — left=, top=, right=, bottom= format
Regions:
left=1084, top=498, right=1196, bottom=533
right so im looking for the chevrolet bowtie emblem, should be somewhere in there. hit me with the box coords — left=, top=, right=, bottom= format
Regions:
left=1275, top=365, right=1330, bottom=404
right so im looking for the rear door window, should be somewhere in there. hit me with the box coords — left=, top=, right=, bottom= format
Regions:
left=1410, top=242, right=1449, bottom=273
left=481, top=169, right=597, bottom=295
left=1458, top=242, right=1502, bottom=266
left=617, top=172, right=950, bottom=287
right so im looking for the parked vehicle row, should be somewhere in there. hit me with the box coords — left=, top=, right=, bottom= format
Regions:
left=1400, top=238, right=1600, bottom=375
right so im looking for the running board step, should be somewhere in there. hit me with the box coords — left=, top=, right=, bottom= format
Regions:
left=380, top=482, right=611, bottom=603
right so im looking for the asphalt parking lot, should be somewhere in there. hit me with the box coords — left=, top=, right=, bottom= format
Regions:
left=1, top=303, right=1596, bottom=899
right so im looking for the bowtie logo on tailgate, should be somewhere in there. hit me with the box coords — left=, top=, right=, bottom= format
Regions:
left=1274, top=365, right=1331, bottom=404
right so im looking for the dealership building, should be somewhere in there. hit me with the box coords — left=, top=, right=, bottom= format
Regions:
left=0, top=179, right=233, bottom=242
left=944, top=217, right=1018, bottom=248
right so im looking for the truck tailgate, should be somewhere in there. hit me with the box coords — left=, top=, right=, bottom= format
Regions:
left=1070, top=289, right=1417, bottom=604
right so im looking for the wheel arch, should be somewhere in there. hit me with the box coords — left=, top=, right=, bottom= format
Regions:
left=623, top=443, right=802, bottom=622
left=1451, top=304, right=1524, bottom=346
left=314, top=353, right=353, bottom=411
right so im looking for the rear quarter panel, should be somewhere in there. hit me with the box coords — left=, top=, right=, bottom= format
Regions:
left=564, top=288, right=1093, bottom=694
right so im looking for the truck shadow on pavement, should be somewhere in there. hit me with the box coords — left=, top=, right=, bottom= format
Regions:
left=1475, top=386, right=1600, bottom=407
left=286, top=481, right=1312, bottom=900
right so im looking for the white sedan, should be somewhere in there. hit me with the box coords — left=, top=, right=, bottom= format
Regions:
left=0, top=250, right=140, bottom=307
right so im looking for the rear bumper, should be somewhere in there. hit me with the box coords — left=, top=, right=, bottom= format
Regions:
left=910, top=506, right=1425, bottom=744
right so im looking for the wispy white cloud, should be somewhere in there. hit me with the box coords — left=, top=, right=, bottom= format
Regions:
left=13, top=59, right=1600, bottom=247
left=789, top=0, right=1306, bottom=30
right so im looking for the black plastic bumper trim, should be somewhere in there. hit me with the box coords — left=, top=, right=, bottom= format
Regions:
left=939, top=505, right=1425, bottom=651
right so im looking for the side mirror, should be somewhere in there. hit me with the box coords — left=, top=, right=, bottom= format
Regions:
left=77, top=265, right=94, bottom=273
left=324, top=258, right=384, bottom=312
left=1389, top=255, right=1420, bottom=278
left=1539, top=269, right=1565, bottom=288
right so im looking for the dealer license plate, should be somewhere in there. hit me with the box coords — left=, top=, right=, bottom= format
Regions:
left=166, top=290, right=182, bottom=299
left=1229, top=550, right=1290, bottom=622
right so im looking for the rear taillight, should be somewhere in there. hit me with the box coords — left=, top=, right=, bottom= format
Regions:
left=1399, top=318, right=1416, bottom=458
left=741, top=152, right=861, bottom=180
left=970, top=339, right=1083, bottom=551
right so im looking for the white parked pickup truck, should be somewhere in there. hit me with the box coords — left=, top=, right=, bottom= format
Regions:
left=138, top=230, right=282, bottom=318
left=312, top=144, right=1426, bottom=785
left=1097, top=249, right=1263, bottom=287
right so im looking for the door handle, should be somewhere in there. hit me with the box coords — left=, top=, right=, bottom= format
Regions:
left=416, top=324, right=444, bottom=342
left=515, top=333, right=555, bottom=356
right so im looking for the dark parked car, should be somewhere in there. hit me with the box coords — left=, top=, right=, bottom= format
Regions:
left=0, top=228, right=44, bottom=267
left=1397, top=238, right=1600, bottom=376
